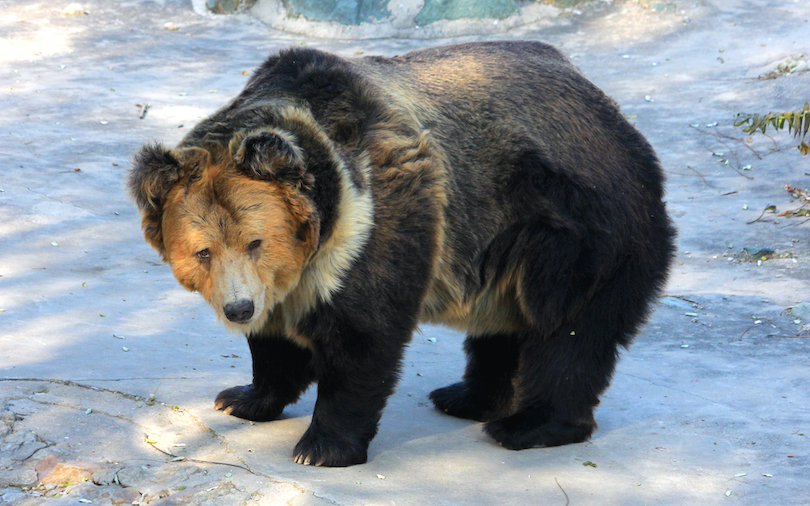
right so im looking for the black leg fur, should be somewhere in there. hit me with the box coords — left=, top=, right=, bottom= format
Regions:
left=482, top=219, right=670, bottom=449
left=430, top=333, right=519, bottom=422
left=292, top=319, right=408, bottom=467
left=483, top=325, right=608, bottom=449
left=215, top=335, right=315, bottom=421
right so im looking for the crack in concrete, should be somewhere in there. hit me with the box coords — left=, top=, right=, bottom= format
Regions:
left=618, top=371, right=771, bottom=425
left=20, top=184, right=93, bottom=212
left=1, top=377, right=153, bottom=403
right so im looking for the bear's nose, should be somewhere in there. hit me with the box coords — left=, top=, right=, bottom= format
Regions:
left=224, top=300, right=255, bottom=323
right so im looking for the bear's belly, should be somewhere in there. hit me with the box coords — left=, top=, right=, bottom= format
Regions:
left=419, top=269, right=526, bottom=337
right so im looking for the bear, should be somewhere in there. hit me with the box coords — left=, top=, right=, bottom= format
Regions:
left=128, top=41, right=675, bottom=467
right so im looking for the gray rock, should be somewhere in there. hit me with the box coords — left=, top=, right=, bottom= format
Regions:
left=0, top=430, right=46, bottom=462
left=743, top=247, right=775, bottom=258
left=206, top=0, right=257, bottom=14
left=792, top=302, right=810, bottom=321
left=0, top=468, right=37, bottom=488
left=114, top=465, right=152, bottom=488
left=285, top=0, right=390, bottom=25
left=0, top=488, right=30, bottom=504
left=151, top=482, right=250, bottom=506
left=38, top=482, right=139, bottom=506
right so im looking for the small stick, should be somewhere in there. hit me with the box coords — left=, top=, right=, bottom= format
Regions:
left=746, top=206, right=777, bottom=225
left=689, top=125, right=754, bottom=180
left=709, top=129, right=764, bottom=160
left=739, top=323, right=758, bottom=341
left=686, top=165, right=714, bottom=187
left=555, top=478, right=570, bottom=506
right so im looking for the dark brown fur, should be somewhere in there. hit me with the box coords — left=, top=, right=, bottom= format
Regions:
left=129, top=41, right=675, bottom=466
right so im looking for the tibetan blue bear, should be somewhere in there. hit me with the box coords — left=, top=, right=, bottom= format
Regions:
left=128, top=41, right=675, bottom=467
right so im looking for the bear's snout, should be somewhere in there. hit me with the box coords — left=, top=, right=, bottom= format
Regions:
left=224, top=299, right=255, bottom=323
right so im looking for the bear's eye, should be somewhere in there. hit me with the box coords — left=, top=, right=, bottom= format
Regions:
left=248, top=239, right=262, bottom=251
left=196, top=248, right=211, bottom=260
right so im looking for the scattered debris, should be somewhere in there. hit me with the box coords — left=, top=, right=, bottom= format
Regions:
left=778, top=185, right=810, bottom=217
left=759, top=56, right=809, bottom=80
left=62, top=3, right=88, bottom=16
left=135, top=103, right=150, bottom=119
left=743, top=247, right=775, bottom=259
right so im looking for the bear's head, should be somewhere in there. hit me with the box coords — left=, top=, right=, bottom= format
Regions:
left=128, top=128, right=319, bottom=335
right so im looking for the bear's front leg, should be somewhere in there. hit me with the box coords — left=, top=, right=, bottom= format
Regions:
left=292, top=323, right=406, bottom=467
left=215, top=334, right=315, bottom=422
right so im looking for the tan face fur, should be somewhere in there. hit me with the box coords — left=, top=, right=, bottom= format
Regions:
left=160, top=164, right=317, bottom=335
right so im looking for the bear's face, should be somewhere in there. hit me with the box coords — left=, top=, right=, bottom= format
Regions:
left=129, top=132, right=319, bottom=335
left=161, top=170, right=315, bottom=334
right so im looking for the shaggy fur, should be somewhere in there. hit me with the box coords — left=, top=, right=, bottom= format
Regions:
left=129, top=41, right=675, bottom=467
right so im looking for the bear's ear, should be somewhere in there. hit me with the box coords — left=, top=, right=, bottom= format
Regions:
left=128, top=143, right=182, bottom=214
left=128, top=144, right=209, bottom=257
left=232, top=128, right=314, bottom=188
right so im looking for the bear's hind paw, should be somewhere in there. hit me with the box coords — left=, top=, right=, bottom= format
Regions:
left=484, top=413, right=595, bottom=450
left=429, top=382, right=503, bottom=422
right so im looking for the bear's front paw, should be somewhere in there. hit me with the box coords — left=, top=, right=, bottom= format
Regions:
left=293, top=426, right=368, bottom=467
left=429, top=382, right=504, bottom=422
left=214, top=384, right=285, bottom=422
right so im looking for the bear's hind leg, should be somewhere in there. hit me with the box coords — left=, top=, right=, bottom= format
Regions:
left=429, top=333, right=519, bottom=422
left=482, top=222, right=654, bottom=449
left=215, top=334, right=315, bottom=422
left=483, top=325, right=610, bottom=449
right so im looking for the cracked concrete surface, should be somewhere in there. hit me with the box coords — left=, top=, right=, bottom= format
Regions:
left=1, top=0, right=809, bottom=504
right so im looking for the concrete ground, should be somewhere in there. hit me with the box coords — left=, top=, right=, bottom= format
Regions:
left=1, top=0, right=809, bottom=504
